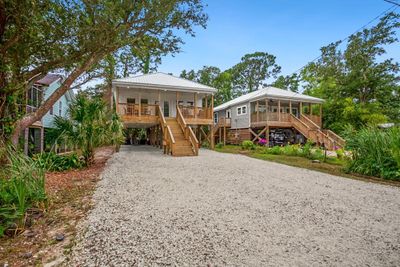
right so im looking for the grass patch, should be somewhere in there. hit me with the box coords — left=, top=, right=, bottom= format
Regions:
left=215, top=145, right=400, bottom=187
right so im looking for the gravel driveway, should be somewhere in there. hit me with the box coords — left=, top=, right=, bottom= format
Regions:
left=70, top=145, right=400, bottom=266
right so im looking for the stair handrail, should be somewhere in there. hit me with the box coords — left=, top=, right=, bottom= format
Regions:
left=177, top=106, right=199, bottom=155
left=325, top=129, right=346, bottom=147
left=157, top=105, right=175, bottom=155
left=300, top=114, right=320, bottom=129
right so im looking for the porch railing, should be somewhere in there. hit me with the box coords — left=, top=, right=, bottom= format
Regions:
left=117, top=103, right=159, bottom=117
left=158, top=105, right=175, bottom=155
left=178, top=105, right=213, bottom=120
left=251, top=112, right=292, bottom=123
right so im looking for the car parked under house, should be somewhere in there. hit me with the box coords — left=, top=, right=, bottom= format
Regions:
left=112, top=72, right=217, bottom=156
left=213, top=87, right=345, bottom=150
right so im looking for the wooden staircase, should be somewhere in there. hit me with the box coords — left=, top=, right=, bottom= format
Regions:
left=165, top=118, right=197, bottom=156
left=157, top=105, right=199, bottom=157
left=290, top=114, right=345, bottom=150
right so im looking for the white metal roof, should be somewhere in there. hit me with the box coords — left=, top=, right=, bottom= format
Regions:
left=112, top=72, right=217, bottom=93
left=214, top=86, right=324, bottom=112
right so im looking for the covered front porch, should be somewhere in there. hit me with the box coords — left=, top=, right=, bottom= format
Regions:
left=250, top=98, right=322, bottom=127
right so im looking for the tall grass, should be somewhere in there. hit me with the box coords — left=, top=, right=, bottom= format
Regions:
left=0, top=144, right=46, bottom=236
left=345, top=126, right=400, bottom=180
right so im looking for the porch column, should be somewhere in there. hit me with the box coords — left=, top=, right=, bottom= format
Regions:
left=256, top=100, right=259, bottom=122
left=265, top=99, right=268, bottom=121
left=300, top=102, right=303, bottom=116
left=211, top=94, right=214, bottom=119
left=194, top=92, right=198, bottom=119
left=116, top=87, right=119, bottom=113
left=309, top=103, right=312, bottom=115
left=205, top=96, right=208, bottom=109
left=138, top=92, right=141, bottom=119
left=278, top=99, right=281, bottom=122
left=289, top=100, right=292, bottom=115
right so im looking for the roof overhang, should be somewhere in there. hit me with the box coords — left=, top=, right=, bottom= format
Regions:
left=112, top=81, right=216, bottom=94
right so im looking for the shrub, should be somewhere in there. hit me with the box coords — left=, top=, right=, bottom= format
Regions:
left=282, top=144, right=300, bottom=156
left=0, top=146, right=46, bottom=236
left=336, top=148, right=344, bottom=159
left=241, top=140, right=256, bottom=150
left=267, top=146, right=282, bottom=155
left=33, top=152, right=84, bottom=172
left=311, top=148, right=325, bottom=160
left=345, top=126, right=400, bottom=180
left=215, top=142, right=224, bottom=149
left=300, top=140, right=313, bottom=159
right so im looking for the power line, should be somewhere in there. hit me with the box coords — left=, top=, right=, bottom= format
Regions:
left=384, top=0, right=400, bottom=7
left=292, top=3, right=399, bottom=75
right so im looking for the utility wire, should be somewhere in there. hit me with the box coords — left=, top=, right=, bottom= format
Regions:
left=292, top=3, right=399, bottom=75
left=384, top=0, right=400, bottom=7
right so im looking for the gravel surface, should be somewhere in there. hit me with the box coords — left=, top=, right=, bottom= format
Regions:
left=70, top=145, right=400, bottom=266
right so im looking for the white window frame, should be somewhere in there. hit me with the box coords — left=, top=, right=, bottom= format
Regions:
left=237, top=105, right=247, bottom=116
left=214, top=112, right=218, bottom=124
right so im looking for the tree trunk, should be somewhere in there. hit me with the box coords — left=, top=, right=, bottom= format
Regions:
left=11, top=54, right=102, bottom=146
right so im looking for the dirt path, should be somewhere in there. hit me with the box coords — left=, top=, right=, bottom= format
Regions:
left=70, top=145, right=400, bottom=266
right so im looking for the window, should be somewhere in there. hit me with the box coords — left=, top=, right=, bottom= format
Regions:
left=59, top=101, right=62, bottom=116
left=214, top=112, right=218, bottom=124
left=50, top=105, right=53, bottom=115
left=163, top=101, right=169, bottom=117
left=237, top=105, right=247, bottom=116
left=187, top=101, right=194, bottom=106
left=226, top=109, right=231, bottom=118
left=127, top=98, right=135, bottom=104
left=141, top=99, right=148, bottom=105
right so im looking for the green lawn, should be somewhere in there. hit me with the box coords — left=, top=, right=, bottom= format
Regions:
left=215, top=145, right=400, bottom=187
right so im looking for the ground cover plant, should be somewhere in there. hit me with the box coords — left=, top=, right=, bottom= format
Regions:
left=344, top=126, right=400, bottom=180
left=0, top=146, right=47, bottom=236
left=33, top=152, right=84, bottom=172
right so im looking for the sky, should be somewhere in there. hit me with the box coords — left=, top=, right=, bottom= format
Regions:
left=157, top=0, right=400, bottom=77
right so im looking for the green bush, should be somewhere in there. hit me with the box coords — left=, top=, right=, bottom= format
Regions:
left=215, top=142, right=224, bottom=149
left=336, top=148, right=345, bottom=159
left=311, top=148, right=325, bottom=160
left=33, top=152, right=83, bottom=172
left=267, top=146, right=282, bottom=155
left=345, top=126, right=400, bottom=180
left=0, top=147, right=46, bottom=236
left=300, top=140, right=313, bottom=159
left=241, top=140, right=256, bottom=150
left=282, top=144, right=300, bottom=156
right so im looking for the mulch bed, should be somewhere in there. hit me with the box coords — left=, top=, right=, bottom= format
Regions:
left=0, top=146, right=114, bottom=266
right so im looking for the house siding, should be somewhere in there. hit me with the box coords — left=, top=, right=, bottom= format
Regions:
left=42, top=80, right=71, bottom=128
left=230, top=103, right=250, bottom=129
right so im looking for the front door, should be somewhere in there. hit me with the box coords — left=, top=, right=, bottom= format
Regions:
left=163, top=101, right=170, bottom=117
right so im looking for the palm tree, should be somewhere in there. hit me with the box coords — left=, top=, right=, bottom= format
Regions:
left=53, top=94, right=124, bottom=165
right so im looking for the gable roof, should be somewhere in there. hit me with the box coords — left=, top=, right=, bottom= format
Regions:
left=36, top=74, right=62, bottom=86
left=112, top=72, right=217, bottom=93
left=214, top=86, right=324, bottom=112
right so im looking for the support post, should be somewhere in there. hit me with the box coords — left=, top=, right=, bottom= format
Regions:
left=210, top=125, right=215, bottom=149
left=116, top=87, right=119, bottom=114
left=256, top=100, right=259, bottom=122
left=194, top=92, right=198, bottom=119
left=211, top=94, right=214, bottom=120
left=266, top=98, right=268, bottom=121
left=223, top=126, right=226, bottom=146
left=300, top=102, right=303, bottom=116
left=309, top=103, right=312, bottom=115
left=138, top=92, right=141, bottom=119
left=289, top=100, right=292, bottom=115
left=278, top=99, right=281, bottom=122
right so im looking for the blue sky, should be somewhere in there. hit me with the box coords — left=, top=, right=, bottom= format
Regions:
left=158, top=0, right=400, bottom=77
